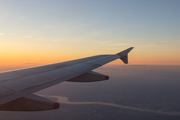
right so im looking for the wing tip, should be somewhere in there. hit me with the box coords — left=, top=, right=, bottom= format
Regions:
left=116, top=47, right=134, bottom=56
left=116, top=47, right=134, bottom=64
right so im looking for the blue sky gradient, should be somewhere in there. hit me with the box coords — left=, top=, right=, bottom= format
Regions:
left=0, top=0, right=180, bottom=66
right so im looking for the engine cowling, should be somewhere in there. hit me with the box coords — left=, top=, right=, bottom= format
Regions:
left=67, top=71, right=109, bottom=82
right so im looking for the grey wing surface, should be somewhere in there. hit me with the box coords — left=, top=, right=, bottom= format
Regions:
left=0, top=47, right=133, bottom=111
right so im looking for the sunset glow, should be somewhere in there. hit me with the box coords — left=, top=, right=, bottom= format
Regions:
left=0, top=0, right=180, bottom=71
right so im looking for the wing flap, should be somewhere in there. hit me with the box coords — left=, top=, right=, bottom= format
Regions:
left=0, top=94, right=59, bottom=111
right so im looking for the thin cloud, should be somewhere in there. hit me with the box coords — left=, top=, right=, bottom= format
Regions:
left=1, top=13, right=10, bottom=18
left=100, top=41, right=131, bottom=47
left=44, top=25, right=57, bottom=29
left=18, top=16, right=25, bottom=20
left=40, top=95, right=180, bottom=116
left=24, top=36, right=33, bottom=38
left=91, top=31, right=103, bottom=36
left=0, top=33, right=5, bottom=35
left=51, top=39, right=65, bottom=42
left=105, top=43, right=131, bottom=47
left=149, top=41, right=180, bottom=45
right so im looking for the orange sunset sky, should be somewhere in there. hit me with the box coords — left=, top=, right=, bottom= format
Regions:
left=0, top=1, right=180, bottom=71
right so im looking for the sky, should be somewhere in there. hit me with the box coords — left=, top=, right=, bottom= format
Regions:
left=0, top=0, right=180, bottom=69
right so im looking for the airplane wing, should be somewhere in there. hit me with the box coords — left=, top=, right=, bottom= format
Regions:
left=0, top=47, right=133, bottom=111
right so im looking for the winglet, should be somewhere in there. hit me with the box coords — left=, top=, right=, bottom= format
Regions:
left=116, top=47, right=134, bottom=64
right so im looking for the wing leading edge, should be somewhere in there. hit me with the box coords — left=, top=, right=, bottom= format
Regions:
left=0, top=47, right=134, bottom=111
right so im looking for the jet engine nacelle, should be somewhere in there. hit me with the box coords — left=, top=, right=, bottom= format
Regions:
left=67, top=71, right=109, bottom=82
